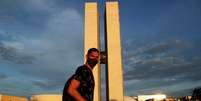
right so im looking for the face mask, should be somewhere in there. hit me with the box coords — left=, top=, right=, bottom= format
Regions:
left=87, top=58, right=98, bottom=68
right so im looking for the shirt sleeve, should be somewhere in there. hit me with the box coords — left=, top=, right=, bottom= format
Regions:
left=73, top=67, right=90, bottom=82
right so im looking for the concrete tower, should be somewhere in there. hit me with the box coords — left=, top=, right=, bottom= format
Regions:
left=84, top=2, right=101, bottom=101
left=84, top=1, right=124, bottom=101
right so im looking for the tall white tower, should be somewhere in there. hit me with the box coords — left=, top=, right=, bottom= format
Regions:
left=84, top=1, right=124, bottom=101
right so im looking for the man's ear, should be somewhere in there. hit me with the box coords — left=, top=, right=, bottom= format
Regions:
left=85, top=54, right=88, bottom=60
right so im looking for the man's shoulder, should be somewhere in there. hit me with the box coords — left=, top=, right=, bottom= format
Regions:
left=76, top=65, right=89, bottom=72
left=77, top=65, right=87, bottom=70
left=78, top=64, right=87, bottom=68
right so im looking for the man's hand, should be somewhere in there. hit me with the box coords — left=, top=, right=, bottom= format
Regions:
left=67, top=79, right=86, bottom=101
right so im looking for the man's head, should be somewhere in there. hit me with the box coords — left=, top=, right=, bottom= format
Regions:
left=86, top=48, right=100, bottom=69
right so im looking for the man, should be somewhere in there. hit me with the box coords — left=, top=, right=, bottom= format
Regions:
left=62, top=48, right=99, bottom=101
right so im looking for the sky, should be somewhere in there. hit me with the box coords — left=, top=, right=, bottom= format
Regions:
left=0, top=0, right=201, bottom=99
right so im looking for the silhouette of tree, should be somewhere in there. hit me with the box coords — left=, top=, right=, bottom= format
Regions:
left=191, top=87, right=201, bottom=101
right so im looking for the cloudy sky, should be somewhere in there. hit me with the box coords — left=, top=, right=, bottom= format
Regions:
left=0, top=0, right=201, bottom=99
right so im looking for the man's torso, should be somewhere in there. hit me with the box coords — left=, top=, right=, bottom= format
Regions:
left=62, top=65, right=95, bottom=101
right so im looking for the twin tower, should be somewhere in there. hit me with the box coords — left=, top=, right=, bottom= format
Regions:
left=84, top=0, right=124, bottom=101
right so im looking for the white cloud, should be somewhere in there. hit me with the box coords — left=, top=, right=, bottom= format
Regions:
left=2, top=41, right=24, bottom=50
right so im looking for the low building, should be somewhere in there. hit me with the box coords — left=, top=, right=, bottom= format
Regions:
left=30, top=94, right=62, bottom=101
left=0, top=94, right=27, bottom=101
left=124, top=96, right=137, bottom=101
left=138, top=94, right=166, bottom=101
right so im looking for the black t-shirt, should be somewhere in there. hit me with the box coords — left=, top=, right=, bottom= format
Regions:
left=62, top=65, right=95, bottom=101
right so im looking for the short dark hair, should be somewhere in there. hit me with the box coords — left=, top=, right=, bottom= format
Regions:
left=87, top=48, right=99, bottom=55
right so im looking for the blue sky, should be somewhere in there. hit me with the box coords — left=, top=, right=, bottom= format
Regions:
left=0, top=0, right=201, bottom=99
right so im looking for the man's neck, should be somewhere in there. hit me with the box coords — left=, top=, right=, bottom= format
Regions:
left=85, top=63, right=93, bottom=71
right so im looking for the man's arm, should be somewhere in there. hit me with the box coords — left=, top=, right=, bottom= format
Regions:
left=67, top=79, right=86, bottom=101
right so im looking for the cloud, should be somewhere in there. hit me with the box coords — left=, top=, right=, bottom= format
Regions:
left=0, top=0, right=85, bottom=96
left=32, top=79, right=63, bottom=90
left=0, top=7, right=83, bottom=90
left=125, top=79, right=201, bottom=96
left=169, top=88, right=193, bottom=97
left=0, top=0, right=73, bottom=33
left=0, top=75, right=37, bottom=96
left=143, top=39, right=189, bottom=54
left=24, top=0, right=56, bottom=12
left=123, top=37, right=201, bottom=96
left=0, top=74, right=7, bottom=80
left=124, top=40, right=201, bottom=81
left=0, top=42, right=35, bottom=64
